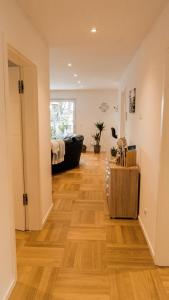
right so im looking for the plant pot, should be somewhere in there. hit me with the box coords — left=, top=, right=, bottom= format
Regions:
left=94, top=144, right=101, bottom=153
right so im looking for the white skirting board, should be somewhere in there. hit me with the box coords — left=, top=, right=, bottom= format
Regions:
left=3, top=279, right=16, bottom=300
left=138, top=215, right=155, bottom=260
left=41, top=203, right=53, bottom=228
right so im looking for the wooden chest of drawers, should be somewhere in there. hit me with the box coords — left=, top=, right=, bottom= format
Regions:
left=105, top=161, right=139, bottom=219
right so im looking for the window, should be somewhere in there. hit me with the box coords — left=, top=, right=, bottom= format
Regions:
left=50, top=100, right=75, bottom=139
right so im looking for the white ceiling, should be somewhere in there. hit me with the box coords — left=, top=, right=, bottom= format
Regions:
left=17, top=0, right=167, bottom=90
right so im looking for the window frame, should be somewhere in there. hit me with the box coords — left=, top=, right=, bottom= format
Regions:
left=50, top=98, right=76, bottom=138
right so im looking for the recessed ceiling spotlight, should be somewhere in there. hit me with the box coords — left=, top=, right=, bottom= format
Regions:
left=91, top=27, right=97, bottom=33
left=68, top=63, right=72, bottom=67
left=73, top=73, right=78, bottom=77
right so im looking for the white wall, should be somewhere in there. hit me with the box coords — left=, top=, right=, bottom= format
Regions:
left=120, top=2, right=169, bottom=263
left=51, top=89, right=119, bottom=152
left=0, top=0, right=52, bottom=298
left=0, top=34, right=16, bottom=300
left=0, top=0, right=52, bottom=224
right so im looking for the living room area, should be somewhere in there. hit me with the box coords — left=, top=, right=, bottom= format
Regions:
left=50, top=89, right=119, bottom=173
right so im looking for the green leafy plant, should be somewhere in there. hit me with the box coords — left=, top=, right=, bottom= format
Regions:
left=95, top=122, right=105, bottom=135
left=92, top=122, right=105, bottom=146
left=92, top=132, right=100, bottom=145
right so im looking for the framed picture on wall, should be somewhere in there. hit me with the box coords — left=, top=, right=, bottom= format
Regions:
left=129, top=88, right=136, bottom=113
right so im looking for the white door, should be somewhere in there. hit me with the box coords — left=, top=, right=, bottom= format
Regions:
left=8, top=65, right=26, bottom=231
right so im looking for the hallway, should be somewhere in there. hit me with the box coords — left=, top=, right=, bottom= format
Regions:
left=10, top=153, right=169, bottom=299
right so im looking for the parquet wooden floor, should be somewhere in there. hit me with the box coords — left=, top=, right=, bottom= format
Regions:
left=10, top=153, right=169, bottom=299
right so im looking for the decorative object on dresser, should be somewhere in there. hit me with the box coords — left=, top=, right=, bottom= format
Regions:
left=126, top=145, right=137, bottom=167
left=125, top=149, right=137, bottom=167
left=116, top=137, right=128, bottom=166
left=92, top=121, right=105, bottom=153
left=112, top=137, right=137, bottom=167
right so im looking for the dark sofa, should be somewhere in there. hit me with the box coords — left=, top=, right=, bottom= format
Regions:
left=52, top=135, right=84, bottom=174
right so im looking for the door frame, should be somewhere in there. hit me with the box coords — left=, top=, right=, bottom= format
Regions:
left=155, top=48, right=169, bottom=266
left=5, top=44, right=41, bottom=230
left=8, top=65, right=27, bottom=231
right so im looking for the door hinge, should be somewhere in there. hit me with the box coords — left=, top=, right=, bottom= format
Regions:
left=18, top=80, right=24, bottom=94
left=23, top=193, right=28, bottom=206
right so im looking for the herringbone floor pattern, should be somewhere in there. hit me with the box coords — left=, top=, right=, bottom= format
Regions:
left=10, top=153, right=169, bottom=299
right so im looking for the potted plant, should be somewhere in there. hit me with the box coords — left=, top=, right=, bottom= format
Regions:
left=111, top=147, right=117, bottom=157
left=92, top=122, right=105, bottom=153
